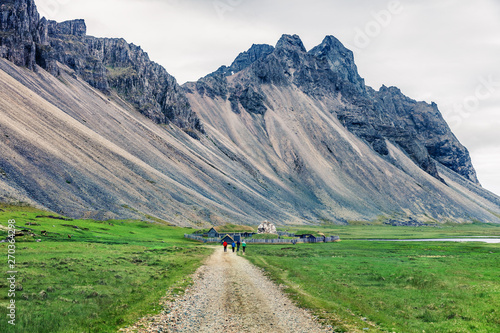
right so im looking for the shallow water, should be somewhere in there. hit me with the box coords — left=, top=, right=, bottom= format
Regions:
left=365, top=238, right=500, bottom=243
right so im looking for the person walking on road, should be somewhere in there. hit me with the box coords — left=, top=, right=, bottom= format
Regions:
left=242, top=240, right=246, bottom=254
left=223, top=241, right=228, bottom=252
left=231, top=241, right=236, bottom=252
left=236, top=240, right=241, bottom=252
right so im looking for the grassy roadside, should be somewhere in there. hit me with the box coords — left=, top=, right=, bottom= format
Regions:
left=0, top=205, right=213, bottom=333
left=245, top=229, right=500, bottom=332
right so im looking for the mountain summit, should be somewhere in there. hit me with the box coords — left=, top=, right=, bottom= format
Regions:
left=191, top=33, right=478, bottom=185
left=0, top=0, right=203, bottom=134
left=1, top=2, right=499, bottom=225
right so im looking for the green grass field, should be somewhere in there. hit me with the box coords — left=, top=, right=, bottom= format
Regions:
left=280, top=222, right=500, bottom=240
left=0, top=205, right=212, bottom=333
left=1, top=204, right=499, bottom=332
left=246, top=240, right=500, bottom=333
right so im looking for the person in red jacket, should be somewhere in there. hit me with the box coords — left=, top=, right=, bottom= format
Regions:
left=223, top=241, right=228, bottom=252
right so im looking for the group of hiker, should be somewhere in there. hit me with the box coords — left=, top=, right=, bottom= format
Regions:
left=222, top=239, right=246, bottom=253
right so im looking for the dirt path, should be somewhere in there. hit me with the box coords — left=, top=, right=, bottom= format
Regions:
left=121, top=247, right=330, bottom=332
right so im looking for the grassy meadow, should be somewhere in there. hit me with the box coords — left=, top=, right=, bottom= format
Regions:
left=0, top=204, right=212, bottom=332
left=1, top=203, right=499, bottom=332
left=246, top=239, right=500, bottom=333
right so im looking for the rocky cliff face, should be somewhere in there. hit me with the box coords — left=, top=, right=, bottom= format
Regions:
left=0, top=0, right=46, bottom=70
left=192, top=43, right=274, bottom=101
left=190, top=34, right=479, bottom=185
left=0, top=0, right=203, bottom=135
left=369, top=86, right=479, bottom=183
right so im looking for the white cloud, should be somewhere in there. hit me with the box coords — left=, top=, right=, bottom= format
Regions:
left=471, top=147, right=500, bottom=195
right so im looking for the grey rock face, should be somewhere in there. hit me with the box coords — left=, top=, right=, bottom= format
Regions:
left=371, top=86, right=479, bottom=183
left=193, top=71, right=229, bottom=100
left=309, top=35, right=366, bottom=94
left=48, top=18, right=86, bottom=36
left=192, top=43, right=275, bottom=114
left=0, top=0, right=45, bottom=70
left=229, top=84, right=267, bottom=115
left=251, top=34, right=309, bottom=86
left=192, top=44, right=274, bottom=101
left=195, top=33, right=478, bottom=184
left=0, top=0, right=203, bottom=135
left=217, top=43, right=275, bottom=77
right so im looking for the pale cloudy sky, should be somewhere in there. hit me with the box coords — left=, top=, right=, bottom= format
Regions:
left=36, top=0, right=500, bottom=195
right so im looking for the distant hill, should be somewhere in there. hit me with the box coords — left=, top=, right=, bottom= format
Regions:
left=1, top=0, right=499, bottom=225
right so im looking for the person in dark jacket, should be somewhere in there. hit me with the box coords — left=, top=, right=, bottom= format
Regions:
left=236, top=240, right=241, bottom=252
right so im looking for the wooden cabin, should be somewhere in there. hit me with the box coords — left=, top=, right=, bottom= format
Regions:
left=296, top=234, right=326, bottom=242
left=240, top=232, right=257, bottom=238
left=207, top=227, right=220, bottom=238
left=221, top=234, right=234, bottom=244
left=296, top=234, right=315, bottom=239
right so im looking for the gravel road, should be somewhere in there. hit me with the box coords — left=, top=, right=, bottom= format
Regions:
left=121, top=247, right=331, bottom=332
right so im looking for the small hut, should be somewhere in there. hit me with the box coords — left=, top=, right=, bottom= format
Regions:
left=296, top=234, right=320, bottom=242
left=296, top=233, right=315, bottom=239
left=221, top=234, right=234, bottom=244
left=207, top=227, right=219, bottom=238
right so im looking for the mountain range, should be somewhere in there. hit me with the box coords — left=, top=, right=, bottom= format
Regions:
left=1, top=0, right=499, bottom=226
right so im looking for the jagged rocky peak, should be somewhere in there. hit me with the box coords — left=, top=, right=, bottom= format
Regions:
left=244, top=33, right=368, bottom=96
left=275, top=34, right=307, bottom=53
left=194, top=34, right=312, bottom=97
left=189, top=32, right=480, bottom=185
left=219, top=43, right=274, bottom=76
left=231, top=44, right=274, bottom=72
left=0, top=0, right=204, bottom=135
left=309, top=35, right=366, bottom=93
left=192, top=43, right=274, bottom=99
left=269, top=34, right=309, bottom=76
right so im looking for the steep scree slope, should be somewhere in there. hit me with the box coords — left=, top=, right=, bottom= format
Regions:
left=0, top=1, right=499, bottom=224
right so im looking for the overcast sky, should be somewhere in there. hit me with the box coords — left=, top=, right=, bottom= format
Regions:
left=36, top=0, right=500, bottom=195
